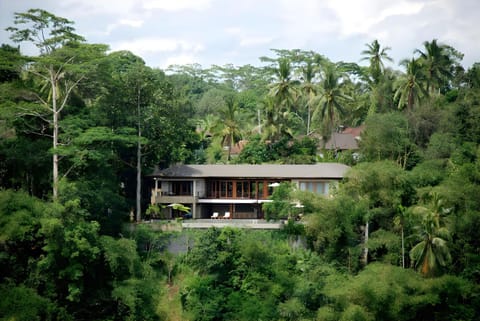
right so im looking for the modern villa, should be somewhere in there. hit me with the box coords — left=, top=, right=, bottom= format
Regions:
left=149, top=163, right=350, bottom=220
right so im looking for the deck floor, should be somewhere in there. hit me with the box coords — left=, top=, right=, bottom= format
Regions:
left=182, top=219, right=283, bottom=229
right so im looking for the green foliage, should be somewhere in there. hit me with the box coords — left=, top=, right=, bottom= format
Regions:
left=39, top=219, right=102, bottom=302
left=282, top=136, right=318, bottom=164
left=0, top=283, right=70, bottom=321
left=101, top=236, right=139, bottom=279
left=7, top=8, right=85, bottom=53
left=321, top=263, right=479, bottom=321
left=0, top=131, right=52, bottom=197
left=408, top=159, right=447, bottom=189
left=303, top=194, right=363, bottom=270
left=196, top=87, right=229, bottom=117
left=450, top=209, right=480, bottom=280
left=466, top=63, right=480, bottom=88
left=415, top=39, right=463, bottom=95
left=394, top=57, right=428, bottom=111
left=235, top=134, right=270, bottom=164
left=278, top=297, right=308, bottom=321
left=360, top=39, right=393, bottom=84
left=406, top=98, right=443, bottom=148
left=343, top=161, right=413, bottom=211
left=236, top=135, right=319, bottom=165
left=451, top=89, right=480, bottom=144
left=312, top=63, right=350, bottom=133
left=0, top=190, right=162, bottom=320
left=424, top=132, right=457, bottom=159
left=360, top=112, right=418, bottom=168
left=368, top=229, right=401, bottom=264
left=262, top=182, right=295, bottom=221
left=0, top=44, right=24, bottom=82
left=182, top=229, right=301, bottom=321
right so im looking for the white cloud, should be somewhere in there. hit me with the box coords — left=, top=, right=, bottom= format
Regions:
left=226, top=27, right=273, bottom=47
left=101, top=18, right=145, bottom=36
left=240, top=36, right=273, bottom=47
left=276, top=0, right=338, bottom=48
left=164, top=54, right=198, bottom=67
left=142, top=0, right=212, bottom=11
left=111, top=37, right=204, bottom=55
left=225, top=28, right=242, bottom=36
left=119, top=19, right=144, bottom=28
left=325, top=0, right=425, bottom=37
left=60, top=0, right=138, bottom=16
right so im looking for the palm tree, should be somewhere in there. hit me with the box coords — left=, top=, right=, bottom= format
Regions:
left=300, top=61, right=318, bottom=135
left=409, top=194, right=452, bottom=277
left=394, top=58, right=428, bottom=111
left=263, top=59, right=300, bottom=142
left=361, top=39, right=393, bottom=83
left=268, top=59, right=300, bottom=114
left=394, top=205, right=408, bottom=268
left=312, top=64, right=349, bottom=134
left=217, top=94, right=243, bottom=160
left=415, top=39, right=458, bottom=94
left=261, top=97, right=294, bottom=143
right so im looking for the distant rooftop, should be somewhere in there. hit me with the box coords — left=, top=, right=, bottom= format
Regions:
left=150, top=163, right=350, bottom=179
left=341, top=125, right=365, bottom=137
left=324, top=133, right=359, bottom=150
left=324, top=125, right=365, bottom=150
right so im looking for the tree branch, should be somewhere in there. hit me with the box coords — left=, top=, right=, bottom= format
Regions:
left=32, top=93, right=54, bottom=112
left=118, top=157, right=135, bottom=169
left=16, top=107, right=52, bottom=124
left=27, top=67, right=50, bottom=82
left=58, top=75, right=85, bottom=114
left=55, top=55, right=76, bottom=78
left=24, top=129, right=53, bottom=138
left=61, top=162, right=77, bottom=180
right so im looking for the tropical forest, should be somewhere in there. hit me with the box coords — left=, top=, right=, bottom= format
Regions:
left=1, top=8, right=480, bottom=321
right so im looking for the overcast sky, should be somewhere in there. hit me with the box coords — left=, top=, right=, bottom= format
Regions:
left=1, top=0, right=479, bottom=70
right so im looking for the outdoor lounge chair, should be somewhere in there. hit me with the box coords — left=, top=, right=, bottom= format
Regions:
left=211, top=212, right=219, bottom=219
left=222, top=211, right=231, bottom=219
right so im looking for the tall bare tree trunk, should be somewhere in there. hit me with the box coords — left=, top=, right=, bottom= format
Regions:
left=363, top=221, right=369, bottom=265
left=401, top=227, right=405, bottom=268
left=257, top=109, right=261, bottom=134
left=136, top=88, right=142, bottom=222
left=51, top=71, right=59, bottom=201
left=307, top=103, right=311, bottom=135
left=136, top=135, right=141, bottom=222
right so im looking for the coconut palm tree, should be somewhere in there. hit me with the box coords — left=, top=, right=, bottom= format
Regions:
left=216, top=94, right=243, bottom=160
left=268, top=58, right=300, bottom=114
left=394, top=205, right=408, bottom=268
left=415, top=39, right=456, bottom=94
left=409, top=194, right=452, bottom=277
left=261, top=97, right=294, bottom=143
left=312, top=64, right=349, bottom=134
left=361, top=39, right=393, bottom=84
left=300, top=61, right=318, bottom=135
left=394, top=58, right=428, bottom=112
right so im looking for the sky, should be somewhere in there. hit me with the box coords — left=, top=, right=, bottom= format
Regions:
left=1, top=0, right=479, bottom=70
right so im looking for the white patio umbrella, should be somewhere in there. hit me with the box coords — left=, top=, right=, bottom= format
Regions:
left=167, top=203, right=191, bottom=212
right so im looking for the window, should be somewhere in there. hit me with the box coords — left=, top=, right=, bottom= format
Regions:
left=207, top=180, right=233, bottom=198
left=250, top=181, right=257, bottom=199
left=236, top=181, right=250, bottom=198
left=299, top=181, right=328, bottom=195
left=171, top=181, right=192, bottom=196
left=257, top=182, right=264, bottom=198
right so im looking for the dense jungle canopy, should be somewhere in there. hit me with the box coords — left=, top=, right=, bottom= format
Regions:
left=1, top=8, right=480, bottom=321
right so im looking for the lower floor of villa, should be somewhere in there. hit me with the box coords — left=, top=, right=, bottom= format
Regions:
left=161, top=201, right=267, bottom=220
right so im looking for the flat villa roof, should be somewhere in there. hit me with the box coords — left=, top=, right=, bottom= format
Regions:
left=150, top=163, right=350, bottom=179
